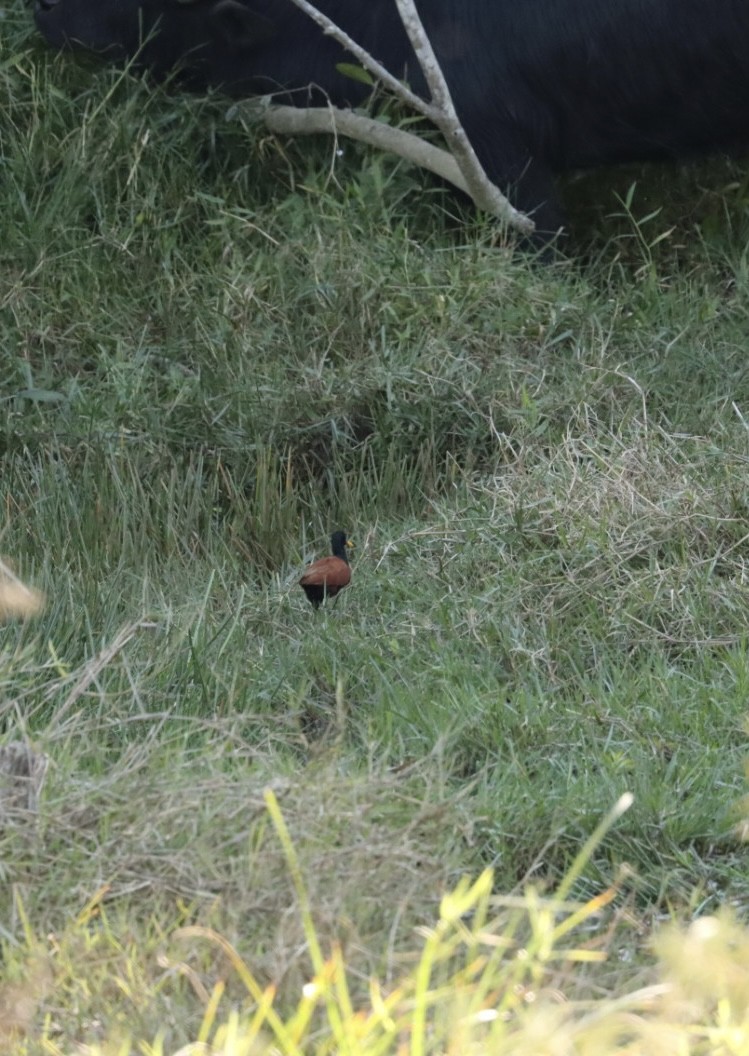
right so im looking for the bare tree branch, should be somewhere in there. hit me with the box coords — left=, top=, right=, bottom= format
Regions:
left=392, top=0, right=533, bottom=231
left=263, top=103, right=470, bottom=194
left=278, top=0, right=534, bottom=234
left=282, top=0, right=430, bottom=116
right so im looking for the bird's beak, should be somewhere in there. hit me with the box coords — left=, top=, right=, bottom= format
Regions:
left=346, top=539, right=354, bottom=549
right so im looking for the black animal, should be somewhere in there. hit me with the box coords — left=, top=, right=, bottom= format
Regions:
left=34, top=0, right=749, bottom=235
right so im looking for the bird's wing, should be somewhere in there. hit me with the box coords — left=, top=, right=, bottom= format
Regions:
left=300, top=557, right=351, bottom=587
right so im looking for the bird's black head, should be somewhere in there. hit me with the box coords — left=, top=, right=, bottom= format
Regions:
left=330, top=531, right=351, bottom=562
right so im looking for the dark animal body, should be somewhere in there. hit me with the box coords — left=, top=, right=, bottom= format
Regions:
left=34, top=0, right=749, bottom=234
left=299, top=530, right=352, bottom=608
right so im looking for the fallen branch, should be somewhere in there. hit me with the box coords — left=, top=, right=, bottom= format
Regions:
left=278, top=0, right=428, bottom=117
left=393, top=0, right=532, bottom=230
left=263, top=104, right=470, bottom=194
left=278, top=0, right=534, bottom=234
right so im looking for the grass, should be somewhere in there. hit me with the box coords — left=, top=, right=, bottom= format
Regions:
left=3, top=0, right=749, bottom=1049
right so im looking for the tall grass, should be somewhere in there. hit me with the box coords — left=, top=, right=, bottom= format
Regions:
left=3, top=1, right=749, bottom=1049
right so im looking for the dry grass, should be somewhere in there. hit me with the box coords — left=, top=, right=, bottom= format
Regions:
left=4, top=3, right=749, bottom=1049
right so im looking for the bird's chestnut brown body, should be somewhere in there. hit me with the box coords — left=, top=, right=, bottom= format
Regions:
left=300, top=531, right=352, bottom=609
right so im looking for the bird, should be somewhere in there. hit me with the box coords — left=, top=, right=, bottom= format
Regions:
left=299, top=531, right=353, bottom=609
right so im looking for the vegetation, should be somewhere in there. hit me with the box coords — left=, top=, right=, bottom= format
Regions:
left=3, top=1, right=749, bottom=1050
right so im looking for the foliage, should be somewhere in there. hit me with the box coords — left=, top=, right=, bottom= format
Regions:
left=2, top=1, right=749, bottom=1050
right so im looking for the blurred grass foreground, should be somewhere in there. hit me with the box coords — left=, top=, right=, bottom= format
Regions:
left=2, top=566, right=747, bottom=1053
left=3, top=773, right=749, bottom=1053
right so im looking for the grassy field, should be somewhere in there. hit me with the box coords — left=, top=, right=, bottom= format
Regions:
left=3, top=1, right=749, bottom=1050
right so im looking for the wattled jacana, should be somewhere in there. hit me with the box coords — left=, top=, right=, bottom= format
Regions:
left=300, top=531, right=352, bottom=608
